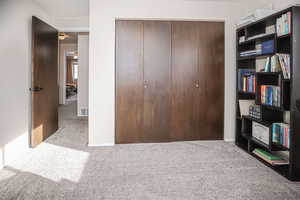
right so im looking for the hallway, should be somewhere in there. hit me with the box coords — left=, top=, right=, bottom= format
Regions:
left=0, top=103, right=300, bottom=200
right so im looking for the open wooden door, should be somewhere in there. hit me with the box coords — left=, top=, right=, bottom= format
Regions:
left=31, top=16, right=59, bottom=147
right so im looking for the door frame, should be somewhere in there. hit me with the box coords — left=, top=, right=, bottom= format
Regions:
left=114, top=19, right=225, bottom=143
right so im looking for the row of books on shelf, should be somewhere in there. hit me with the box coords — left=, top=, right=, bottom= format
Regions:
left=252, top=148, right=289, bottom=166
left=255, top=54, right=291, bottom=79
left=240, top=49, right=259, bottom=57
left=238, top=69, right=255, bottom=93
left=240, top=40, right=274, bottom=57
left=276, top=12, right=291, bottom=36
left=256, top=54, right=291, bottom=79
left=238, top=24, right=276, bottom=44
left=278, top=54, right=291, bottom=79
left=272, top=123, right=290, bottom=149
left=261, top=85, right=281, bottom=107
left=242, top=74, right=256, bottom=93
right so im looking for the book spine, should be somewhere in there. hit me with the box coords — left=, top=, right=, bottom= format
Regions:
left=288, top=12, right=291, bottom=34
left=261, top=86, right=265, bottom=104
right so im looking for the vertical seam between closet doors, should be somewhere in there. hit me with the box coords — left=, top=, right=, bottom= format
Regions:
left=142, top=21, right=145, bottom=142
left=170, top=21, right=173, bottom=142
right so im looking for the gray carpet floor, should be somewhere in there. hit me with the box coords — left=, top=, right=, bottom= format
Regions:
left=0, top=101, right=300, bottom=200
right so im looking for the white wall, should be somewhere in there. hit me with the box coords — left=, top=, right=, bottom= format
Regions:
left=89, top=0, right=250, bottom=146
left=0, top=0, right=52, bottom=169
left=55, top=16, right=89, bottom=32
left=59, top=43, right=77, bottom=105
left=78, top=34, right=89, bottom=116
left=243, top=0, right=300, bottom=14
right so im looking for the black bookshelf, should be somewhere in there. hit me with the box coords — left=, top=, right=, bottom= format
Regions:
left=236, top=6, right=300, bottom=181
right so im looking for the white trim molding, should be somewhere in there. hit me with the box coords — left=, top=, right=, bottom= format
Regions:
left=88, top=143, right=115, bottom=147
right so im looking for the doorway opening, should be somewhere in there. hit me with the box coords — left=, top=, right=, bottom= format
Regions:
left=31, top=17, right=89, bottom=147
left=58, top=32, right=89, bottom=116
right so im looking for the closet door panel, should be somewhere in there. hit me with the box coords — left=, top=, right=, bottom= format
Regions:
left=116, top=20, right=144, bottom=144
left=198, top=22, right=224, bottom=140
left=171, top=21, right=200, bottom=141
left=143, top=21, right=172, bottom=142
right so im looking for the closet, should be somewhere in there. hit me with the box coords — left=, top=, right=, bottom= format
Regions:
left=116, top=20, right=224, bottom=144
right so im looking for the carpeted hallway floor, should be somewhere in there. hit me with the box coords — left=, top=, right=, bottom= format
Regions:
left=0, top=101, right=300, bottom=200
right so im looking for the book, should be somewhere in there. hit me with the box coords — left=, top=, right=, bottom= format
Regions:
left=261, top=40, right=274, bottom=54
left=264, top=57, right=270, bottom=72
left=253, top=149, right=289, bottom=166
left=271, top=55, right=281, bottom=72
left=238, top=69, right=255, bottom=92
left=253, top=148, right=282, bottom=160
left=272, top=123, right=290, bottom=149
left=260, top=85, right=281, bottom=107
left=277, top=54, right=291, bottom=79
left=277, top=12, right=292, bottom=36
left=239, top=100, right=255, bottom=116
left=256, top=57, right=268, bottom=72
left=261, top=85, right=266, bottom=104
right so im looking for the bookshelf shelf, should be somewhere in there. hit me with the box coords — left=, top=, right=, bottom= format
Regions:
left=255, top=72, right=281, bottom=76
left=239, top=33, right=276, bottom=45
left=277, top=33, right=291, bottom=39
left=260, top=104, right=285, bottom=112
left=236, top=6, right=300, bottom=181
left=238, top=91, right=256, bottom=95
left=238, top=53, right=275, bottom=60
left=273, top=143, right=289, bottom=151
left=251, top=152, right=290, bottom=177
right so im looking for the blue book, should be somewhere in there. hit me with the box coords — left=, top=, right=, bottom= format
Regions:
left=238, top=69, right=254, bottom=91
left=267, top=86, right=273, bottom=105
left=262, top=40, right=275, bottom=55
left=272, top=124, right=277, bottom=142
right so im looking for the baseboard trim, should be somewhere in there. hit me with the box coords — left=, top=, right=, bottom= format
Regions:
left=224, top=139, right=235, bottom=142
left=88, top=143, right=115, bottom=147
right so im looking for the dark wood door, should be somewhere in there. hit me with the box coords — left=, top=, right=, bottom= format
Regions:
left=143, top=21, right=172, bottom=142
left=171, top=21, right=200, bottom=141
left=198, top=22, right=224, bottom=140
left=31, top=16, right=59, bottom=147
left=115, top=20, right=224, bottom=144
left=115, top=21, right=144, bottom=144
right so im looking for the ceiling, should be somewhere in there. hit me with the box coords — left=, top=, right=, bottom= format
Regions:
left=33, top=0, right=89, bottom=18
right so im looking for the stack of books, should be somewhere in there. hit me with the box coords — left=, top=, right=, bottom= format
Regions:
left=249, top=105, right=261, bottom=120
left=238, top=69, right=256, bottom=93
left=276, top=12, right=292, bottom=36
left=243, top=74, right=256, bottom=93
left=253, top=148, right=289, bottom=166
left=272, top=123, right=290, bottom=149
left=263, top=55, right=281, bottom=72
left=261, top=85, right=281, bottom=107
left=261, top=40, right=274, bottom=54
left=277, top=53, right=291, bottom=79
left=256, top=54, right=290, bottom=78
left=240, top=50, right=259, bottom=57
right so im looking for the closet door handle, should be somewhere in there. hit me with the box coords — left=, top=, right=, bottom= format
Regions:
left=195, top=81, right=199, bottom=88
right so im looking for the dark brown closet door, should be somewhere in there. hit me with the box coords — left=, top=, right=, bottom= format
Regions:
left=143, top=21, right=172, bottom=142
left=31, top=17, right=59, bottom=147
left=171, top=22, right=200, bottom=141
left=198, top=22, right=224, bottom=140
left=116, top=21, right=144, bottom=144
